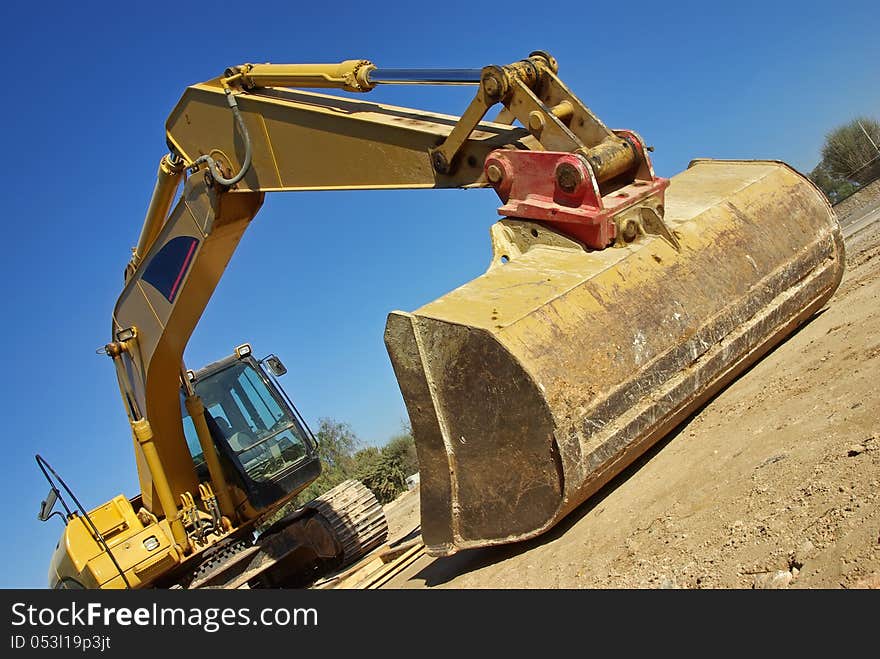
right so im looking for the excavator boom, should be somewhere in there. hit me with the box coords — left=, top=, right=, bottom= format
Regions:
left=111, top=60, right=543, bottom=531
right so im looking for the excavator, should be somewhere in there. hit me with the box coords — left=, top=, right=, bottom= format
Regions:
left=36, top=52, right=844, bottom=588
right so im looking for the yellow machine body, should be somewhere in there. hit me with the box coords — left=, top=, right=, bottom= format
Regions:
left=386, top=160, right=843, bottom=555
left=48, top=496, right=179, bottom=589
left=40, top=53, right=845, bottom=585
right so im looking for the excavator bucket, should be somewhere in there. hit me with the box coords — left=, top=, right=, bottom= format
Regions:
left=385, top=159, right=844, bottom=556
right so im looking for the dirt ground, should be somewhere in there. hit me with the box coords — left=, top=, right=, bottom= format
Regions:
left=379, top=215, right=880, bottom=590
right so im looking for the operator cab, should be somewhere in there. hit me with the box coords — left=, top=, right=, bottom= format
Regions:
left=180, top=344, right=321, bottom=513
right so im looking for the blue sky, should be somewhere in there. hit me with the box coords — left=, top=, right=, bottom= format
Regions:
left=2, top=1, right=877, bottom=588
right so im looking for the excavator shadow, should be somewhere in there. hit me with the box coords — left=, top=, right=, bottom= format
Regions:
left=404, top=306, right=828, bottom=588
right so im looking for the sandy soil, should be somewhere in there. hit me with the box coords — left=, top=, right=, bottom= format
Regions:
left=380, top=218, right=880, bottom=589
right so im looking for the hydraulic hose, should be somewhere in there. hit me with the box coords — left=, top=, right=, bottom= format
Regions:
left=192, top=89, right=252, bottom=186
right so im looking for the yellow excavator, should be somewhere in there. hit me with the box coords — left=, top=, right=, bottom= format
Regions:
left=36, top=52, right=844, bottom=588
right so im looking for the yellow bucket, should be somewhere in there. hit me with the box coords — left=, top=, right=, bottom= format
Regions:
left=385, top=160, right=844, bottom=556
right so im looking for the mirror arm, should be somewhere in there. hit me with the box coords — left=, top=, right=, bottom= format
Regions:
left=46, top=510, right=68, bottom=525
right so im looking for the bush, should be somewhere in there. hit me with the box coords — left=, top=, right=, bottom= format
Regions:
left=820, top=117, right=880, bottom=180
left=294, top=418, right=360, bottom=505
left=268, top=420, right=419, bottom=522
left=809, top=116, right=880, bottom=203
left=809, top=163, right=859, bottom=204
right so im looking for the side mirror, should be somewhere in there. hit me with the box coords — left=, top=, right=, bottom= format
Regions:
left=38, top=488, right=59, bottom=522
left=264, top=355, right=287, bottom=377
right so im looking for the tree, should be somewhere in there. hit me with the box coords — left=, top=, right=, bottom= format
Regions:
left=809, top=163, right=858, bottom=204
left=294, top=417, right=361, bottom=504
left=314, top=418, right=359, bottom=470
left=809, top=116, right=880, bottom=203
left=382, top=433, right=419, bottom=479
left=259, top=418, right=420, bottom=531
left=352, top=433, right=419, bottom=504
left=352, top=446, right=402, bottom=504
left=820, top=116, right=880, bottom=180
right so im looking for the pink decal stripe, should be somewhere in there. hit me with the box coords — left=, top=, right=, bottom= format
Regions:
left=168, top=238, right=198, bottom=302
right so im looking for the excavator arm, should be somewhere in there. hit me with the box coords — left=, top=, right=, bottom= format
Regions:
left=109, top=52, right=652, bottom=549
left=105, top=52, right=843, bottom=559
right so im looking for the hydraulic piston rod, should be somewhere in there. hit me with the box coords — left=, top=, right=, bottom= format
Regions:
left=367, top=69, right=481, bottom=85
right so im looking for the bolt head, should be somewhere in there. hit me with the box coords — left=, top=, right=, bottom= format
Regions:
left=555, top=162, right=582, bottom=194
left=482, top=75, right=501, bottom=99
left=432, top=151, right=450, bottom=174
left=528, top=111, right=545, bottom=133
left=486, top=163, right=504, bottom=184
